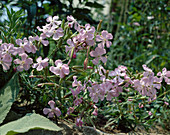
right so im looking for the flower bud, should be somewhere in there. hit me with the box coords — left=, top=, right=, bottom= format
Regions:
left=84, top=58, right=88, bottom=70
left=97, top=20, right=102, bottom=31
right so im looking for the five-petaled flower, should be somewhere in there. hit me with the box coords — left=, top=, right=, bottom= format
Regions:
left=32, top=56, right=49, bottom=71
left=49, top=59, right=69, bottom=78
left=96, top=30, right=113, bottom=48
left=14, top=53, right=33, bottom=71
left=90, top=47, right=107, bottom=65
left=76, top=117, right=83, bottom=127
left=43, top=100, right=61, bottom=118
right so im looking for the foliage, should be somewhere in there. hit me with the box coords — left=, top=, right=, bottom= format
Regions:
left=0, top=1, right=169, bottom=134
left=0, top=113, right=62, bottom=135
left=107, top=0, right=169, bottom=72
left=0, top=73, right=20, bottom=124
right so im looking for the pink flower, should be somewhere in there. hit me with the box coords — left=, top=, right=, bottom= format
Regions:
left=90, top=47, right=107, bottom=65
left=73, top=97, right=83, bottom=106
left=133, top=22, right=140, bottom=26
left=95, top=65, right=106, bottom=81
left=76, top=24, right=95, bottom=46
left=1, top=43, right=18, bottom=56
left=157, top=68, right=170, bottom=85
left=28, top=36, right=37, bottom=54
left=109, top=68, right=126, bottom=83
left=87, top=83, right=100, bottom=103
left=65, top=38, right=77, bottom=57
left=35, top=33, right=49, bottom=46
left=37, top=24, right=51, bottom=33
left=92, top=105, right=98, bottom=116
left=46, top=26, right=64, bottom=40
left=32, top=56, right=49, bottom=71
left=14, top=53, right=33, bottom=71
left=133, top=76, right=160, bottom=101
left=148, top=111, right=152, bottom=116
left=67, top=107, right=74, bottom=115
left=49, top=59, right=69, bottom=78
left=46, top=16, right=61, bottom=27
left=76, top=118, right=83, bottom=127
left=139, top=103, right=144, bottom=108
left=0, top=39, right=2, bottom=44
left=106, top=83, right=122, bottom=100
left=16, top=38, right=31, bottom=54
left=164, top=102, right=169, bottom=106
left=96, top=30, right=113, bottom=48
left=70, top=76, right=83, bottom=97
left=0, top=53, right=12, bottom=70
left=142, top=64, right=154, bottom=77
left=43, top=100, right=61, bottom=118
left=67, top=15, right=80, bottom=31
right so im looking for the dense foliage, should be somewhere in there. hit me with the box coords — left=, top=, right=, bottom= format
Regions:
left=0, top=0, right=169, bottom=134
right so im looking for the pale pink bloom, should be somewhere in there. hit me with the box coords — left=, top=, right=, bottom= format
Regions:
left=70, top=76, right=83, bottom=97
left=74, top=97, right=83, bottom=106
left=133, top=76, right=159, bottom=101
left=107, top=83, right=122, bottom=100
left=109, top=68, right=125, bottom=83
left=99, top=81, right=113, bottom=101
left=118, top=65, right=127, bottom=72
left=28, top=36, right=37, bottom=54
left=0, top=39, right=2, bottom=44
left=128, top=98, right=133, bottom=101
left=46, top=16, right=61, bottom=27
left=133, top=22, right=140, bottom=26
left=124, top=75, right=133, bottom=87
left=164, top=102, right=169, bottom=106
left=0, top=53, right=12, bottom=70
left=92, top=108, right=98, bottom=116
left=43, top=100, right=61, bottom=118
left=96, top=30, right=113, bottom=48
left=37, top=24, right=51, bottom=33
left=76, top=118, right=83, bottom=127
left=77, top=24, right=95, bottom=46
left=49, top=60, right=69, bottom=78
left=46, top=26, right=64, bottom=40
left=142, top=64, right=154, bottom=77
left=139, top=103, right=144, bottom=108
left=67, top=107, right=74, bottom=115
left=35, top=33, right=49, bottom=46
left=148, top=111, right=152, bottom=116
left=16, top=38, right=31, bottom=54
left=65, top=38, right=77, bottom=57
left=1, top=43, right=18, bottom=56
left=95, top=65, right=106, bottom=81
left=84, top=24, right=95, bottom=40
left=157, top=68, right=170, bottom=85
left=14, top=53, right=33, bottom=71
left=90, top=47, right=107, bottom=65
left=32, top=56, right=49, bottom=71
left=67, top=15, right=80, bottom=31
left=87, top=83, right=100, bottom=103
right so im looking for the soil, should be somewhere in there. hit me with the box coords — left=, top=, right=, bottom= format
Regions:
left=3, top=110, right=170, bottom=135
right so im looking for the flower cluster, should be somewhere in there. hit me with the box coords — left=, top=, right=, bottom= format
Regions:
left=1, top=15, right=169, bottom=128
left=133, top=65, right=162, bottom=101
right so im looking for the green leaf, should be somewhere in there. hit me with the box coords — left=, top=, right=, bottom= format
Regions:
left=85, top=2, right=104, bottom=8
left=0, top=73, right=20, bottom=124
left=0, top=113, right=62, bottom=135
left=4, top=5, right=12, bottom=22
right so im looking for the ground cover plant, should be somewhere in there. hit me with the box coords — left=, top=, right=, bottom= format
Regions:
left=0, top=1, right=170, bottom=135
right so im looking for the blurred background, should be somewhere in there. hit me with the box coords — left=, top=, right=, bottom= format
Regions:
left=0, top=0, right=169, bottom=72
